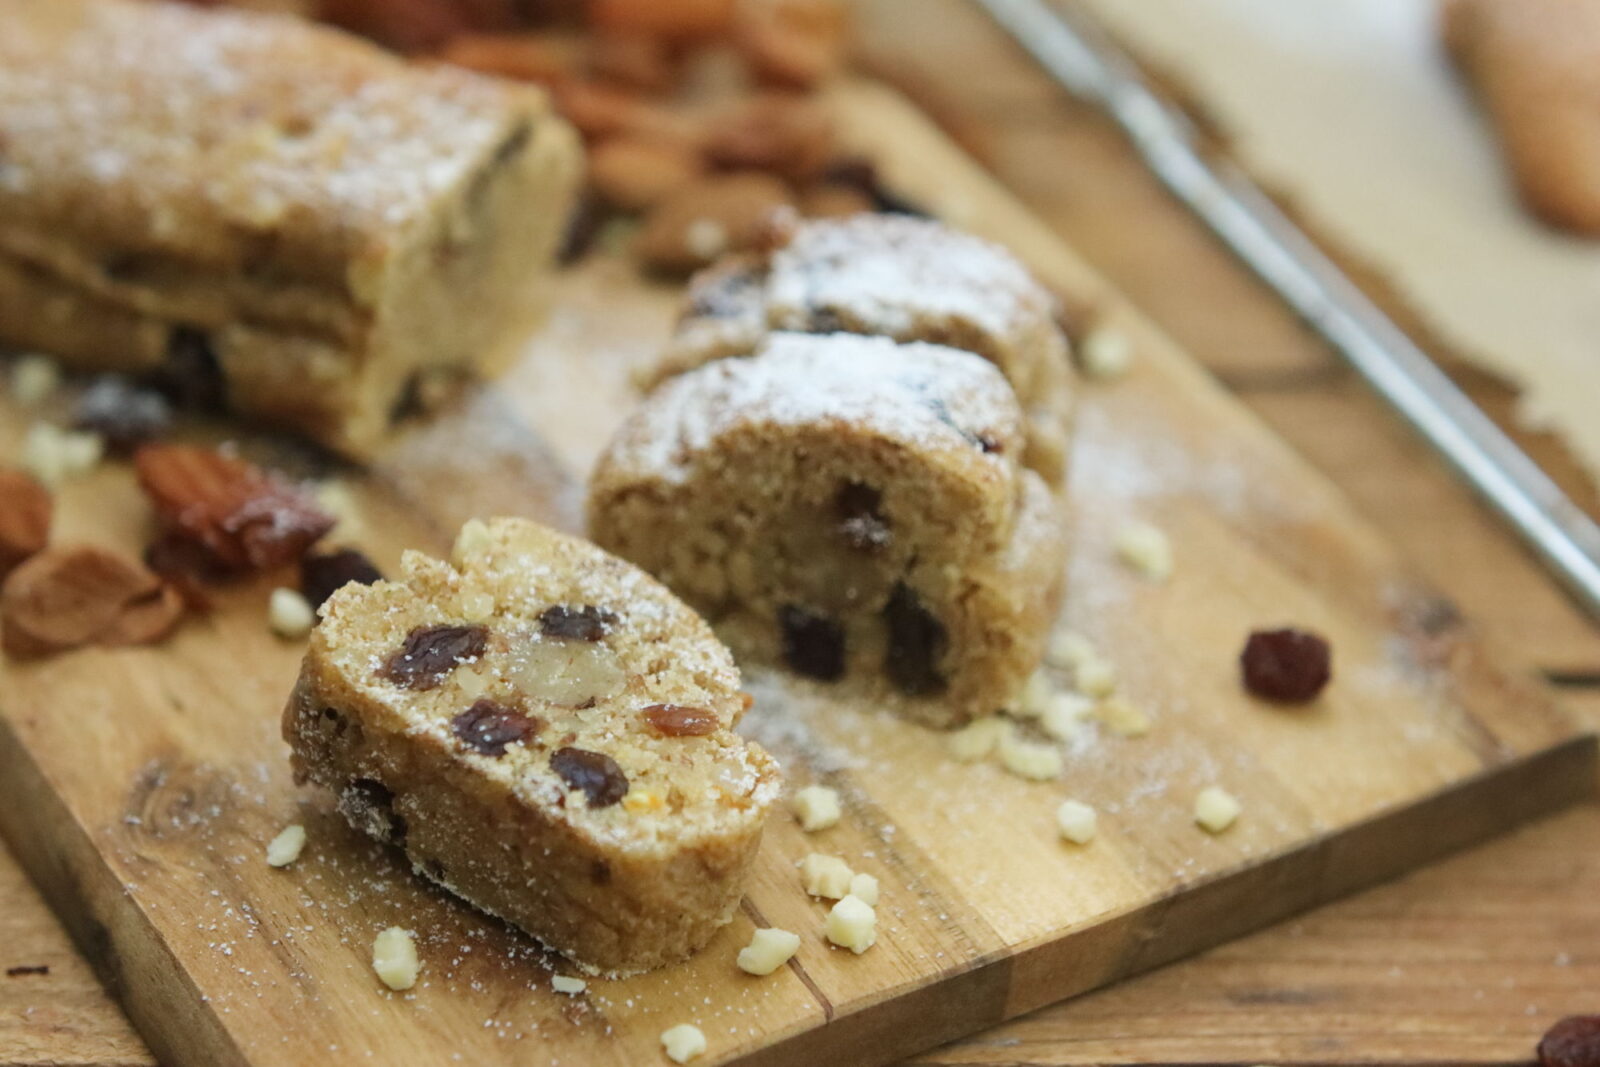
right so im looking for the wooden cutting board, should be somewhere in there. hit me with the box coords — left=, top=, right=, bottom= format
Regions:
left=0, top=80, right=1590, bottom=1067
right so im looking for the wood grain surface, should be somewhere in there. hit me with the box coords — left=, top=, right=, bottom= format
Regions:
left=5, top=2, right=1600, bottom=1064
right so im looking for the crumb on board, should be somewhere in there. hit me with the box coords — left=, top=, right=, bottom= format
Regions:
left=265, top=824, right=307, bottom=867
left=736, top=928, right=801, bottom=976
left=800, top=853, right=854, bottom=899
left=661, top=1022, right=708, bottom=1063
left=791, top=784, right=841, bottom=831
left=372, top=927, right=419, bottom=991
left=1056, top=800, right=1098, bottom=845
left=824, top=894, right=877, bottom=954
left=1195, top=786, right=1242, bottom=834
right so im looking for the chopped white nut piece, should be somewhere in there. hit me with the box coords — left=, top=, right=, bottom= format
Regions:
left=1096, top=695, right=1151, bottom=737
left=11, top=355, right=60, bottom=406
left=551, top=975, right=587, bottom=994
left=947, top=716, right=1010, bottom=762
left=661, top=1023, right=708, bottom=1064
left=998, top=732, right=1063, bottom=781
left=736, top=927, right=801, bottom=976
left=799, top=853, right=854, bottom=899
left=265, top=824, right=307, bottom=867
left=372, top=927, right=419, bottom=991
left=1195, top=786, right=1242, bottom=834
left=1073, top=655, right=1117, bottom=698
left=1114, top=520, right=1173, bottom=581
left=268, top=587, right=316, bottom=639
left=21, top=423, right=102, bottom=486
left=1046, top=629, right=1096, bottom=671
left=791, top=784, right=841, bottom=831
left=1079, top=325, right=1134, bottom=380
left=1040, top=692, right=1095, bottom=742
left=451, top=518, right=493, bottom=564
left=848, top=872, right=880, bottom=906
left=1015, top=670, right=1054, bottom=719
left=685, top=218, right=729, bottom=260
left=824, top=894, right=877, bottom=954
left=456, top=589, right=496, bottom=621
left=1056, top=800, right=1098, bottom=845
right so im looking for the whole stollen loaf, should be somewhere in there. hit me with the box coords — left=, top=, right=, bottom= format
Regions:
left=0, top=0, right=581, bottom=456
left=284, top=518, right=782, bottom=975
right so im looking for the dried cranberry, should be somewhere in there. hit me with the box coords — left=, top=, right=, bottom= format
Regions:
left=883, top=583, right=947, bottom=696
left=1541, top=1016, right=1600, bottom=1067
left=835, top=482, right=891, bottom=552
left=300, top=547, right=384, bottom=609
left=380, top=624, right=488, bottom=690
left=452, top=698, right=540, bottom=757
left=72, top=376, right=171, bottom=454
left=778, top=604, right=845, bottom=681
left=1241, top=627, right=1332, bottom=703
left=640, top=703, right=719, bottom=737
left=539, top=604, right=616, bottom=641
left=550, top=746, right=629, bottom=808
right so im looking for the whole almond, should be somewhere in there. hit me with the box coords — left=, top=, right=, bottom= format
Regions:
left=635, top=173, right=795, bottom=274
left=0, top=470, right=51, bottom=579
left=1, top=546, right=167, bottom=657
left=590, top=138, right=705, bottom=211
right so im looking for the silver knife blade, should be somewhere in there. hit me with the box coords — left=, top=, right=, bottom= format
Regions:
left=973, top=0, right=1600, bottom=622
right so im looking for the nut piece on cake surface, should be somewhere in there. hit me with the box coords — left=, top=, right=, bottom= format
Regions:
left=646, top=213, right=1077, bottom=486
left=588, top=333, right=1069, bottom=729
left=282, top=517, right=782, bottom=975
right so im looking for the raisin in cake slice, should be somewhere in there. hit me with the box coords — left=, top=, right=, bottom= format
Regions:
left=590, top=333, right=1069, bottom=729
left=645, top=214, right=1076, bottom=485
left=284, top=517, right=782, bottom=975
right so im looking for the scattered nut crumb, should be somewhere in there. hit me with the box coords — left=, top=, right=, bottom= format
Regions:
left=947, top=716, right=1009, bottom=762
left=265, top=824, right=306, bottom=867
left=824, top=894, right=877, bottom=954
left=1114, top=521, right=1173, bottom=582
left=268, top=587, right=316, bottom=639
left=736, top=927, right=801, bottom=976
left=1096, top=695, right=1151, bottom=737
left=1014, top=670, right=1054, bottom=718
left=1046, top=629, right=1096, bottom=671
left=451, top=518, right=494, bottom=565
left=1040, top=692, right=1094, bottom=742
left=661, top=1022, right=708, bottom=1064
left=1073, top=655, right=1118, bottom=698
left=371, top=926, right=419, bottom=991
left=848, top=872, right=880, bottom=906
left=10, top=355, right=61, bottom=407
left=1079, top=325, right=1134, bottom=380
left=1056, top=800, right=1097, bottom=845
left=1195, top=786, right=1242, bottom=834
left=551, top=975, right=587, bottom=995
left=998, top=732, right=1063, bottom=781
left=21, top=423, right=103, bottom=487
left=799, top=853, right=854, bottom=899
left=791, top=784, right=841, bottom=831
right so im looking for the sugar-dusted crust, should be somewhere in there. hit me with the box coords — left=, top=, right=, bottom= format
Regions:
left=590, top=334, right=1069, bottom=728
left=283, top=518, right=782, bottom=974
left=645, top=214, right=1076, bottom=484
left=0, top=0, right=581, bottom=454
left=1444, top=0, right=1600, bottom=235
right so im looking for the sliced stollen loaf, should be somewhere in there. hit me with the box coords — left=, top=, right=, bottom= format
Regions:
left=644, top=213, right=1077, bottom=485
left=283, top=518, right=782, bottom=974
left=590, top=333, right=1069, bottom=729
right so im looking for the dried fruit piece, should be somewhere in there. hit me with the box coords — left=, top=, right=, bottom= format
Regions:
left=300, top=548, right=384, bottom=610
left=134, top=445, right=334, bottom=572
left=640, top=703, right=719, bottom=737
left=883, top=583, right=946, bottom=696
left=1, top=545, right=180, bottom=657
left=778, top=604, right=845, bottom=680
left=380, top=624, right=488, bottom=690
left=550, top=746, right=629, bottom=807
left=1540, top=1015, right=1600, bottom=1067
left=0, top=470, right=51, bottom=579
left=635, top=173, right=795, bottom=274
left=1241, top=627, right=1332, bottom=703
left=452, top=699, right=541, bottom=756
left=834, top=481, right=890, bottom=552
left=539, top=604, right=617, bottom=641
left=72, top=376, right=172, bottom=455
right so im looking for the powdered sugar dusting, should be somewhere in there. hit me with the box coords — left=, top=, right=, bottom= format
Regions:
left=604, top=332, right=1023, bottom=486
